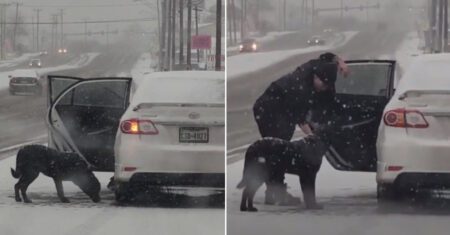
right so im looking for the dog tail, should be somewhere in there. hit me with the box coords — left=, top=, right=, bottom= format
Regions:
left=236, top=179, right=246, bottom=189
left=11, top=168, right=21, bottom=178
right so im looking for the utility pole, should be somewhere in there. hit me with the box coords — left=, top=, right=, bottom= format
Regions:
left=179, top=0, right=184, bottom=64
left=161, top=0, right=167, bottom=70
left=34, top=9, right=42, bottom=52
left=31, top=16, right=34, bottom=51
left=0, top=3, right=10, bottom=59
left=166, top=0, right=172, bottom=70
left=438, top=0, right=444, bottom=52
left=187, top=0, right=192, bottom=68
left=106, top=24, right=110, bottom=49
left=283, top=0, right=286, bottom=31
left=171, top=0, right=176, bottom=69
left=431, top=0, right=437, bottom=52
left=215, top=0, right=222, bottom=71
left=157, top=0, right=162, bottom=70
left=60, top=9, right=64, bottom=50
left=340, top=0, right=344, bottom=27
left=231, top=0, right=237, bottom=43
left=194, top=5, right=200, bottom=63
left=13, top=2, right=21, bottom=52
left=444, top=0, right=448, bottom=52
left=240, top=0, right=244, bottom=40
left=84, top=19, right=88, bottom=51
left=52, top=14, right=58, bottom=52
left=311, top=0, right=315, bottom=28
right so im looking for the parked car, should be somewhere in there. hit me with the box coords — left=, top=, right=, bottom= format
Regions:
left=46, top=71, right=225, bottom=203
left=114, top=71, right=225, bottom=202
left=29, top=58, right=42, bottom=68
left=9, top=69, right=42, bottom=95
left=239, top=38, right=258, bottom=52
left=376, top=54, right=450, bottom=200
left=307, top=35, right=326, bottom=46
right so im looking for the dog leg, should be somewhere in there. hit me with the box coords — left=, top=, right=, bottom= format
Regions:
left=299, top=171, right=323, bottom=210
left=246, top=182, right=260, bottom=212
left=14, top=181, right=22, bottom=202
left=264, top=184, right=276, bottom=205
left=20, top=171, right=39, bottom=203
left=240, top=188, right=248, bottom=211
left=54, top=179, right=70, bottom=203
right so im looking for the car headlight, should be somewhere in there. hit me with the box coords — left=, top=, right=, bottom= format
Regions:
left=58, top=49, right=62, bottom=53
left=239, top=45, right=243, bottom=50
left=63, top=49, right=67, bottom=53
left=252, top=43, right=257, bottom=50
left=315, top=40, right=319, bottom=43
left=307, top=40, right=311, bottom=43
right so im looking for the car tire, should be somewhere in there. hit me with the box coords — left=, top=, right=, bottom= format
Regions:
left=377, top=183, right=400, bottom=202
left=115, top=182, right=134, bottom=204
left=9, top=91, right=15, bottom=96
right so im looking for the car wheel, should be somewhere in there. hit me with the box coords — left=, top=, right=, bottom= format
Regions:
left=115, top=182, right=134, bottom=204
left=377, top=183, right=400, bottom=202
left=9, top=91, right=15, bottom=95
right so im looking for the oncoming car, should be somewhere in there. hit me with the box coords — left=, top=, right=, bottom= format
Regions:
left=29, top=59, right=42, bottom=68
left=239, top=38, right=258, bottom=52
left=376, top=54, right=450, bottom=200
left=9, top=69, right=42, bottom=95
left=307, top=35, right=326, bottom=46
left=114, top=71, right=225, bottom=202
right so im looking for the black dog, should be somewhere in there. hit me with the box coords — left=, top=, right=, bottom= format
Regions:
left=11, top=145, right=101, bottom=203
left=237, top=127, right=332, bottom=212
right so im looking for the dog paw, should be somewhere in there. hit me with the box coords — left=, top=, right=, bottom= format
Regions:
left=60, top=198, right=70, bottom=203
left=24, top=199, right=32, bottom=203
left=248, top=207, right=258, bottom=212
left=240, top=206, right=247, bottom=211
left=305, top=203, right=323, bottom=210
left=15, top=197, right=22, bottom=202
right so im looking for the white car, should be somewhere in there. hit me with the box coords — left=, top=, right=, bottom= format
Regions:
left=114, top=71, right=225, bottom=202
left=377, top=54, right=450, bottom=200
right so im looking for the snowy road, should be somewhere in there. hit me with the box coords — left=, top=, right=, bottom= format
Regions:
left=226, top=28, right=450, bottom=234
left=0, top=152, right=224, bottom=235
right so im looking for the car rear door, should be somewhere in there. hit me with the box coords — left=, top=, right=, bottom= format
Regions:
left=47, top=76, right=132, bottom=171
left=317, top=60, right=396, bottom=172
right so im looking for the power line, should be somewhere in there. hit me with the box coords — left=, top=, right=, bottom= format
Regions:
left=21, top=3, right=144, bottom=8
left=0, top=17, right=157, bottom=25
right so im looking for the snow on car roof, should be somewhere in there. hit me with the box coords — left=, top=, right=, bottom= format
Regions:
left=397, top=53, right=450, bottom=94
left=9, top=69, right=38, bottom=78
left=132, top=71, right=224, bottom=105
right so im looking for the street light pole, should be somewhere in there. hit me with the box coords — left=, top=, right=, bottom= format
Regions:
left=215, top=0, right=222, bottom=71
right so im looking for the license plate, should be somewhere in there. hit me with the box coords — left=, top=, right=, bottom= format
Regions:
left=179, top=127, right=209, bottom=143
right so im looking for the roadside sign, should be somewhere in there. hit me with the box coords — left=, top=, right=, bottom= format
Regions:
left=192, top=35, right=212, bottom=49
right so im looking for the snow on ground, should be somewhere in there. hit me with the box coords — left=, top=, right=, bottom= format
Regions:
left=0, top=53, right=41, bottom=68
left=0, top=53, right=100, bottom=90
left=0, top=152, right=224, bottom=235
left=227, top=31, right=359, bottom=79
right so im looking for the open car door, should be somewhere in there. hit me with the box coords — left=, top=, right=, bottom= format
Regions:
left=47, top=76, right=132, bottom=172
left=313, top=60, right=396, bottom=172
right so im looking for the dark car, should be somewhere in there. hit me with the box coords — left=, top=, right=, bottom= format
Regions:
left=239, top=38, right=258, bottom=52
left=308, top=60, right=396, bottom=177
left=9, top=71, right=42, bottom=96
left=307, top=35, right=326, bottom=46
left=29, top=59, right=42, bottom=68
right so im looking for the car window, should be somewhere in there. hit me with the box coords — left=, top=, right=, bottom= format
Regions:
left=335, top=63, right=392, bottom=96
left=72, top=81, right=128, bottom=108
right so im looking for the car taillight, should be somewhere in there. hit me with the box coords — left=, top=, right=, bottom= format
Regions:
left=383, top=108, right=428, bottom=128
left=120, top=119, right=159, bottom=135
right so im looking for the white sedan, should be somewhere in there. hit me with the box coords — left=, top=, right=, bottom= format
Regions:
left=114, top=71, right=225, bottom=202
left=377, top=54, right=450, bottom=200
